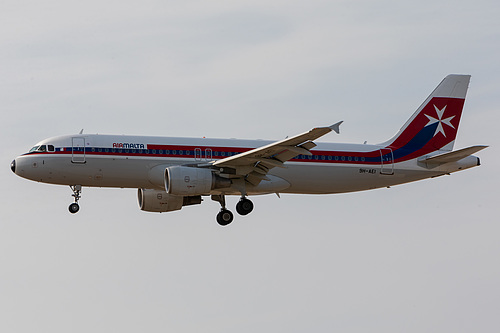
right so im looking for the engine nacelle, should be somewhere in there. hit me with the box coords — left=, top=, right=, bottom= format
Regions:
left=165, top=166, right=231, bottom=196
left=138, top=189, right=202, bottom=213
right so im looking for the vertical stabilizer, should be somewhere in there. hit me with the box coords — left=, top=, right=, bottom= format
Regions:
left=380, top=75, right=470, bottom=160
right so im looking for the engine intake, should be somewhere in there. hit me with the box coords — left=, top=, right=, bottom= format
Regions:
left=165, top=166, right=231, bottom=196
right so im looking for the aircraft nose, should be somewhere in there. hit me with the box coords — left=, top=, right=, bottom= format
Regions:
left=11, top=159, right=16, bottom=173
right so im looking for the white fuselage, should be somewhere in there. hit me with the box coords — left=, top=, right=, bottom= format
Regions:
left=10, top=75, right=484, bottom=223
left=13, top=134, right=479, bottom=196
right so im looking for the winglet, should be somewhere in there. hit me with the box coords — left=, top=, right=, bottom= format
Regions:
left=329, top=121, right=343, bottom=134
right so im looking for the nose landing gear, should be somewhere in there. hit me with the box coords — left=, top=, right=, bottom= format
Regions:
left=69, top=185, right=82, bottom=214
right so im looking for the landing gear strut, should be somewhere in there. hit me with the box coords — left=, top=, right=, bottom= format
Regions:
left=212, top=194, right=234, bottom=226
left=69, top=185, right=82, bottom=214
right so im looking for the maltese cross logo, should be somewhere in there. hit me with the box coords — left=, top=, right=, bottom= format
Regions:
left=425, top=105, right=455, bottom=137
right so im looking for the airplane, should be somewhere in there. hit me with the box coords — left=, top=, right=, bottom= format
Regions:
left=11, top=74, right=487, bottom=226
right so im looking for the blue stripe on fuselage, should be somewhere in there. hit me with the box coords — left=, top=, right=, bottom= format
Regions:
left=392, top=123, right=437, bottom=161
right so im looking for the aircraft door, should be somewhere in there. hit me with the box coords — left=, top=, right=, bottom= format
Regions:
left=72, top=137, right=86, bottom=163
left=380, top=148, right=394, bottom=175
left=205, top=148, right=212, bottom=161
left=195, top=148, right=202, bottom=161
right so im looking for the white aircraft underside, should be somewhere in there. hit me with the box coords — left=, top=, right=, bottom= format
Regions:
left=11, top=75, right=487, bottom=225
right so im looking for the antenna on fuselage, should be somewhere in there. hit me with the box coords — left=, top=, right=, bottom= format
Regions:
left=79, top=129, right=84, bottom=134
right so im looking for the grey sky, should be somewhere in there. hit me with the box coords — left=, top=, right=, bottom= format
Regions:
left=1, top=0, right=499, bottom=332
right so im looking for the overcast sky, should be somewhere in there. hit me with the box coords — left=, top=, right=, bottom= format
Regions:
left=1, top=0, right=499, bottom=332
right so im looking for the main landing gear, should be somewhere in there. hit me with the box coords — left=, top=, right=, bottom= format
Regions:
left=236, top=198, right=254, bottom=216
left=68, top=185, right=82, bottom=214
left=212, top=195, right=254, bottom=226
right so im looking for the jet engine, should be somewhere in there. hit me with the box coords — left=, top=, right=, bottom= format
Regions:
left=138, top=188, right=202, bottom=213
left=165, top=166, right=231, bottom=196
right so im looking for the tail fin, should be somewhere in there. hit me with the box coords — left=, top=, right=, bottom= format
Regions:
left=380, top=74, right=470, bottom=160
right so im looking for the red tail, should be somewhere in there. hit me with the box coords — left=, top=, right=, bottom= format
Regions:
left=380, top=75, right=470, bottom=160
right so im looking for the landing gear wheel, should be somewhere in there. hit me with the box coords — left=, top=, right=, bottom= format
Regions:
left=236, top=198, right=254, bottom=216
left=216, top=209, right=234, bottom=226
left=69, top=203, right=80, bottom=214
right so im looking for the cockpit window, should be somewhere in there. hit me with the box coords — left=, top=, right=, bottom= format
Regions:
left=29, top=145, right=53, bottom=153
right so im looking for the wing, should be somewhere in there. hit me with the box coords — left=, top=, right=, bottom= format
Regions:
left=213, top=121, right=343, bottom=185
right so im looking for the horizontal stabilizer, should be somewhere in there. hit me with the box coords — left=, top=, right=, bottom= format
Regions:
left=419, top=145, right=488, bottom=165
